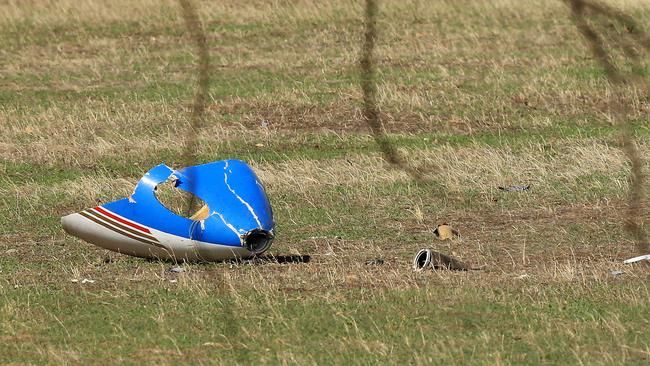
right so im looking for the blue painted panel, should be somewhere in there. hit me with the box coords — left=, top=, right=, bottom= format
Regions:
left=101, top=160, right=274, bottom=247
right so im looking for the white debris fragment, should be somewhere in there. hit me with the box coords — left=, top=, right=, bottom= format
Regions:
left=72, top=278, right=95, bottom=284
left=610, top=270, right=624, bottom=276
left=515, top=274, right=529, bottom=279
left=623, top=254, right=650, bottom=264
left=169, top=266, right=184, bottom=273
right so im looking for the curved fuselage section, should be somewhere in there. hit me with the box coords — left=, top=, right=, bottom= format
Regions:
left=61, top=160, right=275, bottom=261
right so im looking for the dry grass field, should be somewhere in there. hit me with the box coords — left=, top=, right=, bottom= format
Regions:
left=1, top=0, right=650, bottom=364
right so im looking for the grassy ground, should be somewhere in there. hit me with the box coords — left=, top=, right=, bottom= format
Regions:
left=1, top=0, right=650, bottom=364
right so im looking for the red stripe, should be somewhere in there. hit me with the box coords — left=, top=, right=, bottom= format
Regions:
left=94, top=206, right=151, bottom=234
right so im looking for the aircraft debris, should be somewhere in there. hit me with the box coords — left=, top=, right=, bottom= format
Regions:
left=71, top=278, right=95, bottom=284
left=365, top=258, right=384, bottom=265
left=433, top=223, right=459, bottom=240
left=498, top=185, right=531, bottom=192
left=62, top=160, right=275, bottom=262
left=623, top=254, right=650, bottom=264
left=228, top=254, right=311, bottom=265
left=413, top=249, right=474, bottom=271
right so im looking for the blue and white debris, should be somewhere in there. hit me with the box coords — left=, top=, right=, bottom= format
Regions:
left=61, top=160, right=275, bottom=261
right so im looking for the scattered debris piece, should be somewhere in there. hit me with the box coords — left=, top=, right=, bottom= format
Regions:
left=413, top=249, right=476, bottom=271
left=365, top=258, right=384, bottom=265
left=168, top=266, right=185, bottom=273
left=498, top=185, right=531, bottom=192
left=227, top=255, right=311, bottom=265
left=255, top=143, right=265, bottom=148
left=169, top=279, right=178, bottom=283
left=271, top=255, right=311, bottom=264
left=433, top=223, right=459, bottom=240
left=429, top=251, right=472, bottom=270
left=81, top=278, right=95, bottom=284
left=515, top=274, right=529, bottom=279
left=413, top=249, right=432, bottom=270
left=623, top=254, right=650, bottom=264
left=71, top=279, right=78, bottom=283
left=610, top=270, right=624, bottom=276
left=61, top=160, right=275, bottom=262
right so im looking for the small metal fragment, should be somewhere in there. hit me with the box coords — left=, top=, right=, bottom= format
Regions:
left=365, top=258, right=384, bottom=265
left=623, top=254, right=650, bottom=264
left=498, top=185, right=531, bottom=192
left=433, top=224, right=460, bottom=240
left=413, top=249, right=476, bottom=271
